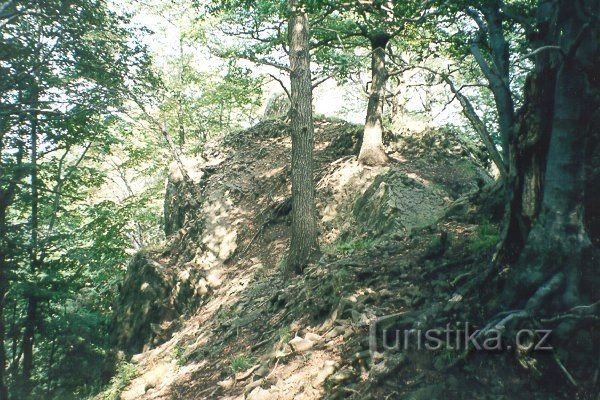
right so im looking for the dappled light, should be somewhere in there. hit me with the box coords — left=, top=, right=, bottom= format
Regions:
left=0, top=1, right=597, bottom=399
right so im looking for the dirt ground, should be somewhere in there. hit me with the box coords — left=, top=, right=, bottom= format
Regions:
left=107, top=119, right=594, bottom=400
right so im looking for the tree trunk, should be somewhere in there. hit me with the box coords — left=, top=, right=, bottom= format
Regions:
left=21, top=96, right=40, bottom=396
left=469, top=1, right=514, bottom=170
left=9, top=302, right=18, bottom=381
left=358, top=33, right=390, bottom=166
left=286, top=0, right=317, bottom=274
left=0, top=95, right=26, bottom=400
left=495, top=0, right=559, bottom=263
left=0, top=208, right=8, bottom=400
left=502, top=0, right=599, bottom=315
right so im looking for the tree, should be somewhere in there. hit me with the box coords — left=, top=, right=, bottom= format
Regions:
left=310, top=1, right=429, bottom=165
left=0, top=0, right=152, bottom=396
left=286, top=0, right=317, bottom=274
left=499, top=0, right=598, bottom=315
left=358, top=29, right=391, bottom=165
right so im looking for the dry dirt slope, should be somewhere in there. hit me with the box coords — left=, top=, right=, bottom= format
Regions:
left=97, top=118, right=586, bottom=400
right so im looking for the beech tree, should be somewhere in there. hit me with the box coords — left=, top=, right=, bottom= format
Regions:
left=498, top=0, right=599, bottom=317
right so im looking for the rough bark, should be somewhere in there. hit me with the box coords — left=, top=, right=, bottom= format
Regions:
left=495, top=0, right=559, bottom=263
left=286, top=0, right=317, bottom=274
left=502, top=0, right=599, bottom=314
left=358, top=33, right=390, bottom=166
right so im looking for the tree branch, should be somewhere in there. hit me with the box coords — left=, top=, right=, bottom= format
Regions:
left=268, top=73, right=290, bottom=100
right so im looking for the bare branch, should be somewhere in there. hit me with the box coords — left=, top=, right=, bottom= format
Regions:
left=268, top=73, right=290, bottom=100
left=520, top=45, right=564, bottom=60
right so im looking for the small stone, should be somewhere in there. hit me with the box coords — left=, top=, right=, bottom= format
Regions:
left=312, top=361, right=337, bottom=386
left=304, top=332, right=323, bottom=343
left=130, top=353, right=144, bottom=364
left=329, top=369, right=352, bottom=383
left=217, top=377, right=234, bottom=389
left=324, top=326, right=345, bottom=340
left=289, top=336, right=314, bottom=352
left=247, top=387, right=273, bottom=400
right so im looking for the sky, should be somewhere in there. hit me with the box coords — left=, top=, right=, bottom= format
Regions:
left=113, top=0, right=464, bottom=128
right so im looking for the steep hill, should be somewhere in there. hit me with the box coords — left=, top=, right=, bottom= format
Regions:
left=98, top=119, right=590, bottom=400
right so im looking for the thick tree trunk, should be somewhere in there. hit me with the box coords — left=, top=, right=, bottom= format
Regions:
left=495, top=0, right=558, bottom=263
left=496, top=69, right=555, bottom=263
left=484, top=2, right=514, bottom=165
left=286, top=0, right=317, bottom=274
left=502, top=0, right=599, bottom=314
left=358, top=33, right=390, bottom=166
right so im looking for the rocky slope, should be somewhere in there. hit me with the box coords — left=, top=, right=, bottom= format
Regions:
left=99, top=119, right=592, bottom=400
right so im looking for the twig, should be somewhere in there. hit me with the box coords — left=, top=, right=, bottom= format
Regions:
left=540, top=300, right=600, bottom=322
left=268, top=73, right=290, bottom=100
left=520, top=45, right=564, bottom=60
left=553, top=351, right=578, bottom=387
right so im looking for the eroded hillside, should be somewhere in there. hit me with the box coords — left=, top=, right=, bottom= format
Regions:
left=100, top=119, right=590, bottom=400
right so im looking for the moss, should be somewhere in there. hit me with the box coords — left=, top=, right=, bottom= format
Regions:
left=172, top=344, right=188, bottom=367
left=332, top=268, right=352, bottom=295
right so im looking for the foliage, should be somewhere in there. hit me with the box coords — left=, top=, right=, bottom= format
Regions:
left=0, top=0, right=565, bottom=397
left=91, top=362, right=138, bottom=400
left=468, top=220, right=499, bottom=252
left=229, top=355, right=255, bottom=373
left=335, top=237, right=377, bottom=254
left=0, top=0, right=155, bottom=397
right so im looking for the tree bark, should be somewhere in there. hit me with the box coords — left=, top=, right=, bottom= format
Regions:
left=502, top=0, right=599, bottom=314
left=286, top=0, right=317, bottom=274
left=469, top=1, right=515, bottom=169
left=358, top=33, right=390, bottom=166
left=495, top=0, right=558, bottom=263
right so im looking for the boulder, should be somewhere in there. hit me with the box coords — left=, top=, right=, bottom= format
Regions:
left=353, top=170, right=446, bottom=237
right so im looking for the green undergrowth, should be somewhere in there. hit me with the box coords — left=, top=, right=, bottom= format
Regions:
left=92, top=361, right=138, bottom=400
left=230, top=355, right=255, bottom=373
left=467, top=220, right=499, bottom=252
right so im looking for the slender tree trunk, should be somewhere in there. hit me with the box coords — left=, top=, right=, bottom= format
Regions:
left=45, top=324, right=56, bottom=398
left=358, top=33, right=390, bottom=166
left=502, top=0, right=599, bottom=316
left=443, top=75, right=507, bottom=178
left=286, top=0, right=317, bottom=274
left=0, top=208, right=8, bottom=400
left=21, top=97, right=39, bottom=397
left=9, top=303, right=18, bottom=379
left=0, top=95, right=26, bottom=400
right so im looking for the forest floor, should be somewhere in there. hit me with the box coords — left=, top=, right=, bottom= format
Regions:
left=100, top=118, right=593, bottom=400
